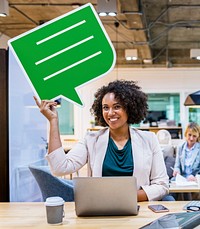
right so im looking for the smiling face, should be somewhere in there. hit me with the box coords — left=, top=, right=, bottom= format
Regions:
left=102, top=92, right=128, bottom=130
left=186, top=128, right=199, bottom=148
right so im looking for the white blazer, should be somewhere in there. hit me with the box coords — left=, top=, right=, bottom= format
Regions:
left=46, top=127, right=169, bottom=201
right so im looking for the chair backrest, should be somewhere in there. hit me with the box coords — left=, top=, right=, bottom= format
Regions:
left=156, top=129, right=172, bottom=145
left=161, top=145, right=175, bottom=178
left=156, top=130, right=176, bottom=179
left=28, top=165, right=74, bottom=202
left=161, top=145, right=175, bottom=158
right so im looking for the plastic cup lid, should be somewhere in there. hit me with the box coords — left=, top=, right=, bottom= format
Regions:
left=45, top=196, right=65, bottom=206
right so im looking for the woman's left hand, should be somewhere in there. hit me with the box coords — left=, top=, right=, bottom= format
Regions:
left=186, top=174, right=196, bottom=181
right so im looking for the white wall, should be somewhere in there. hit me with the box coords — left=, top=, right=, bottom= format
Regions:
left=75, top=67, right=200, bottom=139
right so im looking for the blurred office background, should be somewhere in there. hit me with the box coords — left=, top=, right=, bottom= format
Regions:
left=1, top=0, right=200, bottom=201
left=6, top=47, right=200, bottom=201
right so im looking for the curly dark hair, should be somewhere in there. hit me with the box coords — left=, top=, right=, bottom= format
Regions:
left=90, top=80, right=148, bottom=126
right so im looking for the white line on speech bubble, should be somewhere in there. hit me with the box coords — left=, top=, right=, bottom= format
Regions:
left=35, top=35, right=94, bottom=65
left=36, top=20, right=86, bottom=45
left=43, top=51, right=102, bottom=81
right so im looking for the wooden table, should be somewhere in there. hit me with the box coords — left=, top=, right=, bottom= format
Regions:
left=138, top=126, right=183, bottom=139
left=87, top=126, right=183, bottom=139
left=169, top=182, right=200, bottom=193
left=0, top=201, right=192, bottom=229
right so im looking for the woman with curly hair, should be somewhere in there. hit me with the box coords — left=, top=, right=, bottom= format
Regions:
left=34, top=80, right=169, bottom=201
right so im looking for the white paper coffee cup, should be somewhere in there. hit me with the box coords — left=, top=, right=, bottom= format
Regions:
left=45, top=196, right=65, bottom=225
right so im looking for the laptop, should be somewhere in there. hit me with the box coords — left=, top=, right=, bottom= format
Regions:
left=73, top=176, right=138, bottom=216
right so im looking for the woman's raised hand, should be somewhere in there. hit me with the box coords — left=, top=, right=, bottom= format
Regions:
left=33, top=96, right=58, bottom=122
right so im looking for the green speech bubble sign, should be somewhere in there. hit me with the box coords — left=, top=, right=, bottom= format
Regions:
left=8, top=3, right=116, bottom=106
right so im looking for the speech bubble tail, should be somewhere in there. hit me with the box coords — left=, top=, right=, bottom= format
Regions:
left=62, top=89, right=83, bottom=106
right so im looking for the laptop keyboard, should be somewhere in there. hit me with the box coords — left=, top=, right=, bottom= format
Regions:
left=183, top=201, right=200, bottom=210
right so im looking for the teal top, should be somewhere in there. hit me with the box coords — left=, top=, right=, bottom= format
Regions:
left=102, top=137, right=133, bottom=176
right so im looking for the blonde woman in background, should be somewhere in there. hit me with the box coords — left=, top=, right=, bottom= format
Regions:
left=173, top=122, right=200, bottom=181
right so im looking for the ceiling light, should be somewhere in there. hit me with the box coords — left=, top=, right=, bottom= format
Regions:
left=0, top=0, right=9, bottom=17
left=132, top=56, right=138, bottom=60
left=190, top=49, right=200, bottom=60
left=125, top=49, right=138, bottom=61
left=97, top=0, right=117, bottom=17
left=99, top=12, right=107, bottom=16
left=108, top=12, right=117, bottom=16
left=143, top=59, right=153, bottom=64
left=184, top=90, right=200, bottom=106
left=126, top=57, right=132, bottom=61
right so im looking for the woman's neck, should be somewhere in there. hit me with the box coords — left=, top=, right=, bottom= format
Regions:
left=109, top=125, right=130, bottom=142
left=187, top=142, right=195, bottom=149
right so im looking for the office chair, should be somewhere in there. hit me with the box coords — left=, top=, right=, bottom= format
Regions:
left=29, top=165, right=74, bottom=202
left=156, top=129, right=172, bottom=145
left=156, top=130, right=175, bottom=179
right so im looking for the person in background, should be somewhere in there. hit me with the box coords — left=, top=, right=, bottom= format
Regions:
left=34, top=80, right=170, bottom=202
left=173, top=122, right=200, bottom=181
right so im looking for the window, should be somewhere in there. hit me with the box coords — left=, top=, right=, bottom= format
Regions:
left=146, top=93, right=180, bottom=125
left=189, top=108, right=200, bottom=124
left=57, top=98, right=74, bottom=135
